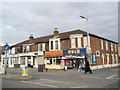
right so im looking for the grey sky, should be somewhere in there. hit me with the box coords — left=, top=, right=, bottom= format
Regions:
left=1, top=2, right=118, bottom=45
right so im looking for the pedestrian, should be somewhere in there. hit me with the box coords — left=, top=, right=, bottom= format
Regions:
left=85, top=60, right=92, bottom=74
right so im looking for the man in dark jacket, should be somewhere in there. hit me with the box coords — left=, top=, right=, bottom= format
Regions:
left=85, top=60, right=92, bottom=74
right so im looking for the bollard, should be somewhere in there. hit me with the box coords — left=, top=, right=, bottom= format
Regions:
left=64, top=66, right=67, bottom=71
left=22, top=66, right=28, bottom=76
left=2, top=65, right=5, bottom=74
left=46, top=68, right=48, bottom=72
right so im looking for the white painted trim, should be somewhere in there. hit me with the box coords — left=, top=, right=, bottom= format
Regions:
left=91, top=63, right=119, bottom=70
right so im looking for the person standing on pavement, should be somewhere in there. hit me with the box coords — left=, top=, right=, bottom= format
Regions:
left=85, top=60, right=92, bottom=74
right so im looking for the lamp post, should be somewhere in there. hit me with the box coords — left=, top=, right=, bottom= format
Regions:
left=80, top=16, right=91, bottom=64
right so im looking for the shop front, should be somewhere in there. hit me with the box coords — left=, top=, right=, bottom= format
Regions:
left=45, top=50, right=64, bottom=69
left=62, top=48, right=86, bottom=69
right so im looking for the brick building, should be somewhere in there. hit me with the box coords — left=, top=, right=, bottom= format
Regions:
left=1, top=28, right=119, bottom=70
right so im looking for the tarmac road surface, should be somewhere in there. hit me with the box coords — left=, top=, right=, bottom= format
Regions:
left=2, top=66, right=120, bottom=88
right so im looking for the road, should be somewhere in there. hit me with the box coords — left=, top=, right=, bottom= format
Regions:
left=2, top=66, right=120, bottom=88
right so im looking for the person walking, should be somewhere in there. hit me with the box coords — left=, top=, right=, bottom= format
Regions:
left=85, top=60, right=92, bottom=74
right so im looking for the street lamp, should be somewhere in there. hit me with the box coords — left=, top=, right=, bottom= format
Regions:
left=80, top=16, right=91, bottom=63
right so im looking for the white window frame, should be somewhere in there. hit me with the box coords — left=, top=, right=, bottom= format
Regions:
left=12, top=47, right=15, bottom=54
left=42, top=43, right=46, bottom=51
left=38, top=43, right=41, bottom=51
left=111, top=54, right=114, bottom=64
left=111, top=43, right=113, bottom=51
left=55, top=40, right=59, bottom=49
left=77, top=37, right=81, bottom=48
left=71, top=38, right=76, bottom=48
left=101, top=39, right=104, bottom=50
left=106, top=41, right=108, bottom=50
left=26, top=45, right=30, bottom=52
left=101, top=54, right=104, bottom=65
left=115, top=44, right=117, bottom=51
left=106, top=53, right=109, bottom=64
left=49, top=38, right=60, bottom=51
left=83, top=37, right=88, bottom=48
left=115, top=54, right=118, bottom=63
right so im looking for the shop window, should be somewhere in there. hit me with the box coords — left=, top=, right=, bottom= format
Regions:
left=47, top=59, right=52, bottom=65
left=56, top=59, right=61, bottom=65
left=53, top=59, right=56, bottom=65
left=11, top=59, right=12, bottom=65
left=51, top=41, right=53, bottom=50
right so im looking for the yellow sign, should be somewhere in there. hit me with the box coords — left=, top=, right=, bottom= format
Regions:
left=45, top=50, right=62, bottom=56
left=68, top=50, right=80, bottom=54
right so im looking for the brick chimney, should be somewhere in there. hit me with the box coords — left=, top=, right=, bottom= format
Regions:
left=54, top=28, right=59, bottom=36
left=29, top=34, right=34, bottom=42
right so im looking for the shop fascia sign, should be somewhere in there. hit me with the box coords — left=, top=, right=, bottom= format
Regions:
left=19, top=51, right=43, bottom=56
left=63, top=48, right=86, bottom=55
left=45, top=50, right=63, bottom=57
left=64, top=55, right=85, bottom=59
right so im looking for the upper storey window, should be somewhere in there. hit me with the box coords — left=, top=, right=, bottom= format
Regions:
left=49, top=38, right=60, bottom=51
left=70, top=34, right=83, bottom=48
left=101, top=39, right=104, bottom=50
left=106, top=41, right=108, bottom=50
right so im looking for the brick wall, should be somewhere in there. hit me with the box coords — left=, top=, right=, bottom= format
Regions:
left=90, top=36, right=119, bottom=65
left=61, top=39, right=71, bottom=50
left=30, top=44, right=38, bottom=52
left=90, top=36, right=102, bottom=65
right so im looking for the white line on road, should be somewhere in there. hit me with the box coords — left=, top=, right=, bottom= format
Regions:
left=106, top=74, right=117, bottom=79
left=70, top=86, right=88, bottom=88
left=21, top=81, right=58, bottom=88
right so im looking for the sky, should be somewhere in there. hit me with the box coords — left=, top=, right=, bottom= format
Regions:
left=0, top=1, right=118, bottom=45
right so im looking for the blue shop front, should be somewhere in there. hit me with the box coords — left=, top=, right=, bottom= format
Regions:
left=62, top=48, right=87, bottom=69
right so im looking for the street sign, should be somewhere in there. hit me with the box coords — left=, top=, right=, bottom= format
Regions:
left=96, top=51, right=100, bottom=57
left=86, top=46, right=91, bottom=54
left=4, top=44, right=10, bottom=50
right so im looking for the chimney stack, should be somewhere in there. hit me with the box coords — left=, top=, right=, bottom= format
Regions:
left=29, top=34, right=34, bottom=42
left=54, top=28, right=59, bottom=36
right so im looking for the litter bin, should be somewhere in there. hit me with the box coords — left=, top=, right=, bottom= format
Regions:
left=38, top=65, right=43, bottom=72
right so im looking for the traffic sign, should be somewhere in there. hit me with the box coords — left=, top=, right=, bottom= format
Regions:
left=86, top=46, right=91, bottom=54
left=96, top=51, right=100, bottom=57
left=4, top=44, right=10, bottom=50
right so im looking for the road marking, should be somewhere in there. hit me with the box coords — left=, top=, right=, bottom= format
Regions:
left=106, top=74, right=117, bottom=79
left=21, top=81, right=58, bottom=88
left=70, top=86, right=88, bottom=88
left=40, top=78, right=72, bottom=84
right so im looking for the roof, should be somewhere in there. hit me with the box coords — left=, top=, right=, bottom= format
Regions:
left=11, top=29, right=118, bottom=47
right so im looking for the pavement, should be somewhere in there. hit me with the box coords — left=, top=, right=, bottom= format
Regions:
left=0, top=74, right=32, bottom=80
left=1, top=66, right=120, bottom=88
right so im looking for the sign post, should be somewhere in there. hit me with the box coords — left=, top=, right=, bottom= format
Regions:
left=4, top=43, right=10, bottom=74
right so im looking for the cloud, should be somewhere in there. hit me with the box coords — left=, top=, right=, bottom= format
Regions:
left=1, top=2, right=118, bottom=44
